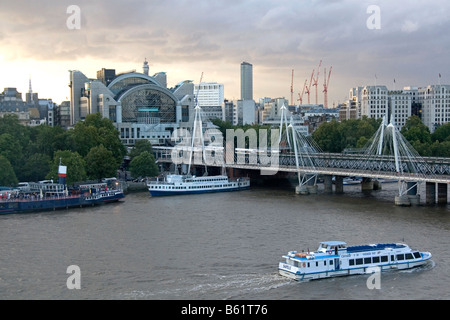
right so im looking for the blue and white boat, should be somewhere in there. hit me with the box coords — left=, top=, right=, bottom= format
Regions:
left=279, top=241, right=432, bottom=281
left=148, top=174, right=250, bottom=196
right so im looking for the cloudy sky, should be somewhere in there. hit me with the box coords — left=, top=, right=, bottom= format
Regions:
left=0, top=0, right=449, bottom=106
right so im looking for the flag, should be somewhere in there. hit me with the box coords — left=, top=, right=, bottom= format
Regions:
left=58, top=165, right=67, bottom=178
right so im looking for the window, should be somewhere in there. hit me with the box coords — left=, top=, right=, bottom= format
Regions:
left=397, top=254, right=405, bottom=261
left=405, top=253, right=414, bottom=260
left=364, top=257, right=372, bottom=264
left=356, top=258, right=363, bottom=265
left=413, top=252, right=421, bottom=259
left=381, top=256, right=388, bottom=263
left=349, top=259, right=355, bottom=266
left=373, top=256, right=380, bottom=263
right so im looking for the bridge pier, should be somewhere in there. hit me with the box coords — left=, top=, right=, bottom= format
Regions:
left=407, top=182, right=420, bottom=205
left=324, top=175, right=333, bottom=194
left=335, top=176, right=344, bottom=194
left=361, top=178, right=374, bottom=192
left=438, top=183, right=448, bottom=204
left=426, top=182, right=436, bottom=205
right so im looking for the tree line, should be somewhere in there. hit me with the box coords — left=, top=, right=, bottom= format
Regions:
left=0, top=113, right=158, bottom=187
left=213, top=116, right=450, bottom=157
left=312, top=115, right=450, bottom=157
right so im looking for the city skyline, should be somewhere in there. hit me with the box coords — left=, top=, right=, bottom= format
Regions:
left=0, top=0, right=449, bottom=105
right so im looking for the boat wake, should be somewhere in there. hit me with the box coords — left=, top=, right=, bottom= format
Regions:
left=118, top=272, right=292, bottom=300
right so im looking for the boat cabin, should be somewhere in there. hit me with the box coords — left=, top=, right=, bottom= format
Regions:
left=317, top=241, right=347, bottom=254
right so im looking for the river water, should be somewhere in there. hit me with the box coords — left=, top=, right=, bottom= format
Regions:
left=0, top=182, right=448, bottom=300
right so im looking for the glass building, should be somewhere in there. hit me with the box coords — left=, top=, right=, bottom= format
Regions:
left=69, top=61, right=195, bottom=146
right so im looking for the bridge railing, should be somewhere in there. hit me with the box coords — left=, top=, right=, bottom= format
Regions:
left=153, top=147, right=450, bottom=176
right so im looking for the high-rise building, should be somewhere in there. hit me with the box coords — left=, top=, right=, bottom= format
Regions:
left=240, top=62, right=253, bottom=101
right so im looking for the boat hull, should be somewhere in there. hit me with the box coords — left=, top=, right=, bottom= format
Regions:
left=0, top=191, right=124, bottom=215
left=149, top=185, right=250, bottom=197
left=279, top=252, right=432, bottom=281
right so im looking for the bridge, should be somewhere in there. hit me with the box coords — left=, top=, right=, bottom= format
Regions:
left=153, top=106, right=450, bottom=206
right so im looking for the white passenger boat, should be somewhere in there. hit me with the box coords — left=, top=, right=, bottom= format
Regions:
left=148, top=103, right=250, bottom=197
left=148, top=174, right=250, bottom=196
left=279, top=241, right=432, bottom=281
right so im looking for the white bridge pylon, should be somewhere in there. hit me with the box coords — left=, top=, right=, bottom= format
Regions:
left=278, top=104, right=322, bottom=193
left=354, top=116, right=436, bottom=198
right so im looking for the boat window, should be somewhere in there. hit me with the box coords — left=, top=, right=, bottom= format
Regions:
left=349, top=259, right=355, bottom=266
left=405, top=253, right=414, bottom=260
left=381, top=256, right=388, bottom=262
left=324, top=260, right=327, bottom=266
left=330, top=260, right=333, bottom=265
left=373, top=256, right=380, bottom=263
left=307, top=262, right=310, bottom=268
left=355, top=258, right=363, bottom=265
left=397, top=254, right=405, bottom=261
left=364, top=257, right=371, bottom=264
left=413, top=252, right=421, bottom=259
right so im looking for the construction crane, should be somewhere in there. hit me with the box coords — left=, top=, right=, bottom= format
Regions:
left=323, top=66, right=332, bottom=108
left=297, top=79, right=307, bottom=105
left=290, top=69, right=294, bottom=105
left=305, top=69, right=315, bottom=104
left=312, top=60, right=322, bottom=105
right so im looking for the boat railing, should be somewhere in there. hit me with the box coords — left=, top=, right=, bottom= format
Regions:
left=0, top=194, right=80, bottom=203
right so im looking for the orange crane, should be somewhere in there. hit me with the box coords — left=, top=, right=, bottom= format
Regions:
left=297, top=79, right=307, bottom=105
left=323, top=66, right=332, bottom=108
left=305, top=69, right=315, bottom=104
left=312, top=60, right=322, bottom=105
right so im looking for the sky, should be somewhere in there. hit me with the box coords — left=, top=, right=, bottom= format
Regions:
left=0, top=0, right=449, bottom=106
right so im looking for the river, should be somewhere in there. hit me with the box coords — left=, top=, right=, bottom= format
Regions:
left=0, top=182, right=448, bottom=300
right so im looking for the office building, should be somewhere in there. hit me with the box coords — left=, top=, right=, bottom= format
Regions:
left=240, top=62, right=253, bottom=101
left=194, top=82, right=225, bottom=120
left=418, top=85, right=450, bottom=133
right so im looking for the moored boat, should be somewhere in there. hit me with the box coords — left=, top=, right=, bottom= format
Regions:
left=0, top=181, right=124, bottom=215
left=279, top=241, right=432, bottom=281
left=148, top=174, right=250, bottom=196
left=0, top=164, right=124, bottom=215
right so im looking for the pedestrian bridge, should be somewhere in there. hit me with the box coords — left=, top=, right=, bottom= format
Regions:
left=153, top=106, right=450, bottom=206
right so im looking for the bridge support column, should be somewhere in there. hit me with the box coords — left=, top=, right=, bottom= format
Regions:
left=407, top=182, right=420, bottom=205
left=395, top=195, right=411, bottom=206
left=426, top=182, right=436, bottom=205
left=306, top=174, right=318, bottom=194
left=324, top=175, right=333, bottom=194
left=335, top=176, right=344, bottom=194
left=438, top=183, right=448, bottom=204
left=361, top=178, right=374, bottom=191
left=373, top=180, right=382, bottom=190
